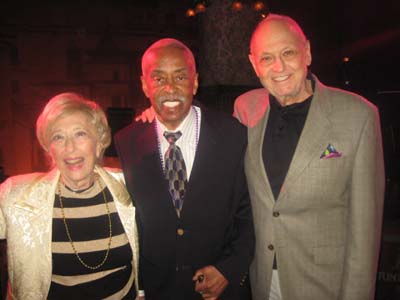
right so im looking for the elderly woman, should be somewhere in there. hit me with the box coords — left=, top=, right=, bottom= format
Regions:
left=0, top=93, right=139, bottom=299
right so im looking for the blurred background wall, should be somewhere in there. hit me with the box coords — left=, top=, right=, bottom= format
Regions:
left=0, top=0, right=399, bottom=298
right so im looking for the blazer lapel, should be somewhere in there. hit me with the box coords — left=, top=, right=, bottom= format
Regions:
left=13, top=169, right=59, bottom=298
left=133, top=123, right=164, bottom=178
left=278, top=85, right=331, bottom=200
left=187, top=114, right=216, bottom=184
left=178, top=111, right=217, bottom=219
left=97, top=166, right=137, bottom=247
left=97, top=166, right=139, bottom=291
left=96, top=166, right=130, bottom=206
left=248, top=107, right=276, bottom=206
left=14, top=169, right=59, bottom=214
left=138, top=123, right=179, bottom=219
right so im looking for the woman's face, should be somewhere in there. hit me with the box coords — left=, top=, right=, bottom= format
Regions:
left=48, top=112, right=102, bottom=190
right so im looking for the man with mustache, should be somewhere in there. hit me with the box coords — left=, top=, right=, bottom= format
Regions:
left=115, top=38, right=254, bottom=300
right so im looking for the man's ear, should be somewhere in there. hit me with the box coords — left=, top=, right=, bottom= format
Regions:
left=305, top=40, right=312, bottom=66
left=248, top=54, right=260, bottom=77
left=141, top=75, right=150, bottom=98
left=193, top=73, right=199, bottom=95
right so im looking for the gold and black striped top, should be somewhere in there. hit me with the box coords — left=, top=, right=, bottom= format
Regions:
left=49, top=183, right=135, bottom=300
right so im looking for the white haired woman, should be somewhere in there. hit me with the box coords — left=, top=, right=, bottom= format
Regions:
left=0, top=93, right=140, bottom=299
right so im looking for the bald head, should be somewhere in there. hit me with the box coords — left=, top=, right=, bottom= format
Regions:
left=142, top=38, right=197, bottom=76
left=248, top=13, right=312, bottom=105
left=250, top=14, right=307, bottom=55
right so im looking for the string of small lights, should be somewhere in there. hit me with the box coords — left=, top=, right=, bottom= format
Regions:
left=185, top=0, right=268, bottom=17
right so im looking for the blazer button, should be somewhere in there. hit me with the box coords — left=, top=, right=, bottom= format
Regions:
left=268, top=244, right=274, bottom=251
left=273, top=211, right=280, bottom=217
left=177, top=228, right=184, bottom=236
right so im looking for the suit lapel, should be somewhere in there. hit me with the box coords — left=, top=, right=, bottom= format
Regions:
left=179, top=110, right=217, bottom=219
left=133, top=123, right=178, bottom=218
left=247, top=102, right=276, bottom=206
left=137, top=123, right=166, bottom=188
left=257, top=110, right=276, bottom=206
left=278, top=83, right=331, bottom=200
left=187, top=112, right=216, bottom=185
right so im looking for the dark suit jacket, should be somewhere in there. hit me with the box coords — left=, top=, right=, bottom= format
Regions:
left=115, top=107, right=254, bottom=300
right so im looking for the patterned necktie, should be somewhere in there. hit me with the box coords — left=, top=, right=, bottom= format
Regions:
left=163, top=131, right=187, bottom=217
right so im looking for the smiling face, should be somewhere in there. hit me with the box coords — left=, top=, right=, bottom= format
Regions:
left=141, top=45, right=198, bottom=130
left=249, top=18, right=312, bottom=106
left=48, top=111, right=101, bottom=190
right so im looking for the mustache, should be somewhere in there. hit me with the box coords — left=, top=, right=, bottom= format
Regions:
left=159, top=94, right=185, bottom=102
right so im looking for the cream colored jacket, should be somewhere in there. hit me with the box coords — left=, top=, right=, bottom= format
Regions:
left=0, top=166, right=139, bottom=300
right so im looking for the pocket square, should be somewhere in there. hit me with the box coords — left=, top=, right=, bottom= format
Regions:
left=320, top=144, right=342, bottom=159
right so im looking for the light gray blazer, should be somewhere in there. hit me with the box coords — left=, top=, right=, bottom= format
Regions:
left=234, top=75, right=385, bottom=300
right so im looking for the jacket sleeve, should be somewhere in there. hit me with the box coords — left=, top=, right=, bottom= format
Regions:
left=340, top=106, right=385, bottom=300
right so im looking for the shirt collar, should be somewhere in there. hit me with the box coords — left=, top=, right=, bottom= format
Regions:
left=156, top=106, right=196, bottom=139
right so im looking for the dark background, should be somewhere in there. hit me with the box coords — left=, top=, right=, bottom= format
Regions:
left=0, top=0, right=399, bottom=299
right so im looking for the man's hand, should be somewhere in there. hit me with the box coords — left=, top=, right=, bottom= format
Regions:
left=135, top=106, right=156, bottom=123
left=193, top=265, right=228, bottom=300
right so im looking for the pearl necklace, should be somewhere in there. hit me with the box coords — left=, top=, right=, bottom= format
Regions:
left=57, top=178, right=113, bottom=270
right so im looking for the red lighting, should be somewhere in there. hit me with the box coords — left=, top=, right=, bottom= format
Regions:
left=195, top=3, right=206, bottom=13
left=186, top=8, right=196, bottom=17
left=253, top=1, right=265, bottom=11
left=231, top=1, right=243, bottom=11
left=343, top=57, right=350, bottom=62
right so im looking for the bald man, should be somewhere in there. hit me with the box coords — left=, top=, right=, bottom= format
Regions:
left=234, top=13, right=385, bottom=300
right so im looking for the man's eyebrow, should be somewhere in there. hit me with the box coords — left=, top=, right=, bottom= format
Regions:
left=150, top=68, right=189, bottom=74
left=174, top=67, right=190, bottom=73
